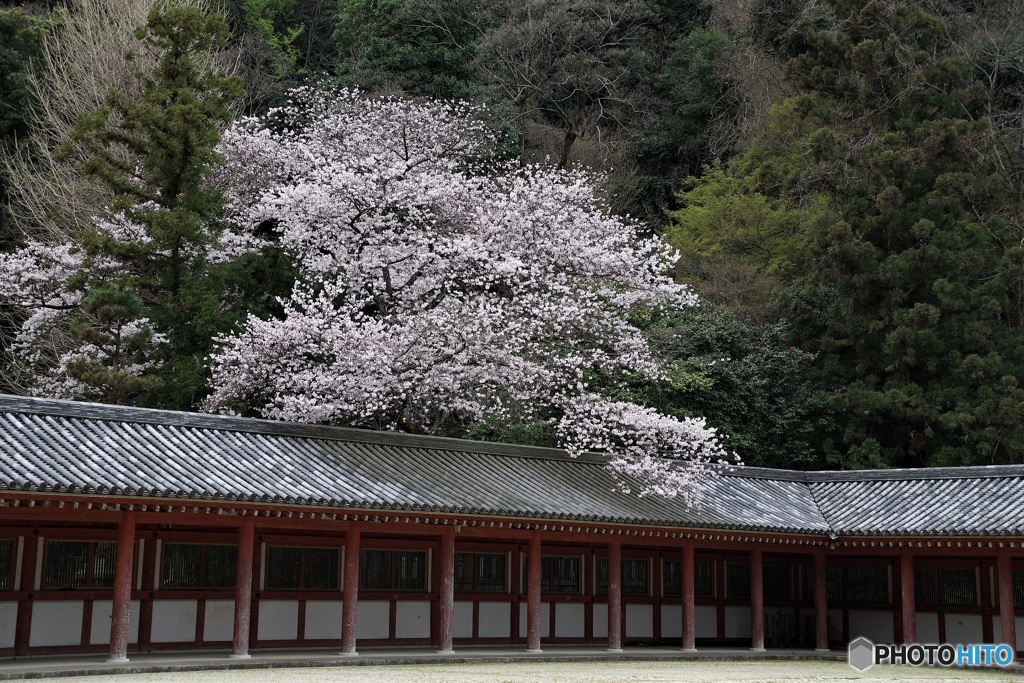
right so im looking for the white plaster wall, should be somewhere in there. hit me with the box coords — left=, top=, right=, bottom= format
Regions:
left=695, top=605, right=716, bottom=638
left=453, top=601, right=473, bottom=638
left=944, top=613, right=983, bottom=645
left=89, top=600, right=140, bottom=645
left=724, top=605, right=751, bottom=639
left=555, top=603, right=584, bottom=638
left=518, top=602, right=550, bottom=637
left=917, top=611, right=939, bottom=644
left=0, top=602, right=17, bottom=648
left=151, top=600, right=197, bottom=643
left=305, top=600, right=342, bottom=640
left=661, top=605, right=682, bottom=638
left=395, top=601, right=430, bottom=639
left=991, top=616, right=1024, bottom=650
left=625, top=604, right=653, bottom=638
left=593, top=604, right=607, bottom=638
left=30, top=601, right=83, bottom=647
left=478, top=602, right=510, bottom=638
left=203, top=599, right=235, bottom=642
left=827, top=608, right=843, bottom=641
left=848, top=609, right=894, bottom=643
left=257, top=600, right=298, bottom=641
left=356, top=600, right=390, bottom=640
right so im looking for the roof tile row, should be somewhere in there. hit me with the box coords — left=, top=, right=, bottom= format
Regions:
left=0, top=395, right=1021, bottom=537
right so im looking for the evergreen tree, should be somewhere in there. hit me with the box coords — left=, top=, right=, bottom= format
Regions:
left=57, top=5, right=245, bottom=406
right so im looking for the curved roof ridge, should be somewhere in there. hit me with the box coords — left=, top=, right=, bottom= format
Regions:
left=0, top=394, right=605, bottom=465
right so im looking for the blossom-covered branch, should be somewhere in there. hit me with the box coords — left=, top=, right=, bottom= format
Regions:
left=206, top=88, right=735, bottom=499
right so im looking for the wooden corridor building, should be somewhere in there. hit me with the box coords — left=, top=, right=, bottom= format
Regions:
left=0, top=395, right=1021, bottom=661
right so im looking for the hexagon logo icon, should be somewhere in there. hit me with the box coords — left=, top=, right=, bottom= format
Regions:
left=848, top=637, right=875, bottom=672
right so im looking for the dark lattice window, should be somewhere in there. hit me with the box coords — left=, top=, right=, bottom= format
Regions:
left=360, top=549, right=427, bottom=591
left=664, top=560, right=682, bottom=596
left=1014, top=570, right=1024, bottom=609
left=454, top=553, right=506, bottom=592
left=206, top=545, right=237, bottom=588
left=305, top=548, right=339, bottom=589
left=727, top=563, right=750, bottom=599
left=531, top=555, right=580, bottom=593
left=268, top=546, right=301, bottom=588
left=815, top=566, right=889, bottom=603
left=625, top=559, right=649, bottom=595
left=395, top=551, right=426, bottom=589
left=267, top=546, right=339, bottom=590
left=162, top=543, right=237, bottom=589
left=915, top=568, right=976, bottom=606
left=0, top=540, right=12, bottom=590
left=695, top=562, right=713, bottom=597
left=361, top=549, right=391, bottom=590
left=44, top=540, right=116, bottom=589
left=596, top=558, right=650, bottom=595
left=763, top=565, right=791, bottom=600
left=723, top=563, right=789, bottom=600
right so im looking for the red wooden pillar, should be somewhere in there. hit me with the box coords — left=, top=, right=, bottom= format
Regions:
left=900, top=549, right=917, bottom=644
left=750, top=547, right=764, bottom=651
left=437, top=528, right=455, bottom=654
left=341, top=523, right=361, bottom=655
left=814, top=550, right=829, bottom=651
left=231, top=518, right=255, bottom=658
left=681, top=540, right=696, bottom=651
left=607, top=538, right=623, bottom=652
left=14, top=534, right=39, bottom=657
left=997, top=551, right=1017, bottom=651
left=526, top=531, right=542, bottom=653
left=108, top=511, right=137, bottom=662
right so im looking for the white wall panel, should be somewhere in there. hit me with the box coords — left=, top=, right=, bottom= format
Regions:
left=724, top=605, right=750, bottom=638
left=30, top=601, right=83, bottom=647
left=478, top=602, right=510, bottom=638
left=151, top=600, right=197, bottom=643
left=945, top=613, right=982, bottom=645
left=917, top=611, right=939, bottom=644
left=395, top=601, right=430, bottom=639
left=257, top=600, right=298, bottom=641
left=625, top=604, right=653, bottom=638
left=695, top=605, right=717, bottom=639
left=593, top=604, right=607, bottom=638
left=661, top=604, right=682, bottom=638
left=0, top=602, right=17, bottom=649
left=555, top=603, right=584, bottom=638
left=356, top=600, right=390, bottom=640
left=305, top=600, right=342, bottom=640
left=203, top=599, right=235, bottom=642
left=453, top=601, right=473, bottom=638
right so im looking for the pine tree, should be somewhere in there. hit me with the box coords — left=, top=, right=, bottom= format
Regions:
left=59, top=5, right=244, bottom=405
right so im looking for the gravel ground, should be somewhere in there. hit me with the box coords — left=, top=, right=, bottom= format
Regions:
left=31, top=661, right=1014, bottom=683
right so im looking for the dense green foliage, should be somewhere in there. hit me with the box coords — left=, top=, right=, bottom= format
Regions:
left=667, top=0, right=1024, bottom=468
left=0, top=7, right=44, bottom=247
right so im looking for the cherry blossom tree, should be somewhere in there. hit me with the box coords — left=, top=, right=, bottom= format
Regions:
left=206, top=88, right=736, bottom=500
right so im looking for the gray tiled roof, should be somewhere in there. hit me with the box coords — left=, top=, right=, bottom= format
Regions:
left=0, top=395, right=1022, bottom=538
